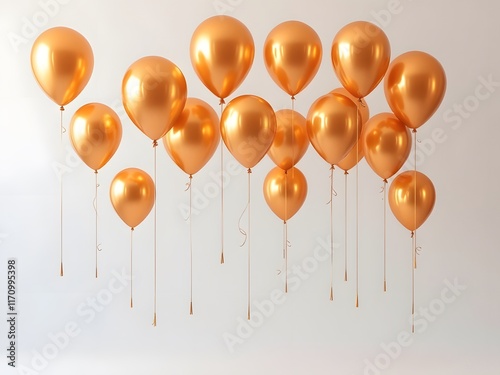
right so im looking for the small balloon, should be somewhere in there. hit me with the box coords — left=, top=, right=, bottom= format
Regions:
left=263, top=166, right=308, bottom=221
left=307, top=92, right=360, bottom=166
left=384, top=51, right=446, bottom=129
left=163, top=98, right=220, bottom=175
left=122, top=56, right=187, bottom=141
left=361, top=113, right=411, bottom=180
left=263, top=20, right=322, bottom=97
left=190, top=16, right=254, bottom=100
left=388, top=171, right=436, bottom=231
left=110, top=168, right=155, bottom=229
left=331, top=21, right=390, bottom=99
left=69, top=103, right=122, bottom=171
left=267, top=109, right=309, bottom=171
left=221, top=95, right=277, bottom=169
left=31, top=27, right=94, bottom=107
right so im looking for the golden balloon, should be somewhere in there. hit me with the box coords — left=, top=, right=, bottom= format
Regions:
left=267, top=109, right=309, bottom=171
left=190, top=15, right=254, bottom=100
left=361, top=113, right=411, bottom=180
left=69, top=103, right=122, bottom=171
left=388, top=171, right=436, bottom=231
left=31, top=27, right=94, bottom=107
left=122, top=56, right=187, bottom=141
left=263, top=166, right=308, bottom=222
left=221, top=95, right=277, bottom=169
left=331, top=21, right=390, bottom=99
left=264, top=20, right=322, bottom=97
left=307, top=92, right=361, bottom=166
left=163, top=98, right=220, bottom=175
left=384, top=51, right=446, bottom=129
left=110, top=168, right=155, bottom=229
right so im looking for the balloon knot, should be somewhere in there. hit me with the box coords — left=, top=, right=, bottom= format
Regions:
left=291, top=95, right=295, bottom=101
left=60, top=106, right=65, bottom=111
left=152, top=140, right=158, bottom=147
left=358, top=98, right=366, bottom=107
left=410, top=231, right=414, bottom=238
left=344, top=170, right=349, bottom=175
left=247, top=168, right=252, bottom=174
left=412, top=128, right=417, bottom=133
left=131, top=227, right=135, bottom=232
left=383, top=178, right=388, bottom=183
left=219, top=98, right=225, bottom=105
left=330, top=164, right=335, bottom=171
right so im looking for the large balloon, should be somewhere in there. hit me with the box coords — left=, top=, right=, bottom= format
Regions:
left=384, top=51, right=446, bottom=130
left=122, top=56, right=187, bottom=141
left=306, top=92, right=360, bottom=166
left=388, top=171, right=436, bottom=231
left=331, top=87, right=369, bottom=124
left=163, top=98, right=220, bottom=175
left=69, top=103, right=122, bottom=171
left=110, top=168, right=155, bottom=229
left=190, top=16, right=254, bottom=100
left=31, top=27, right=94, bottom=107
left=361, top=113, right=411, bottom=180
left=337, top=140, right=364, bottom=172
left=263, top=21, right=322, bottom=97
left=331, top=21, right=390, bottom=99
left=220, top=95, right=277, bottom=169
left=267, top=109, right=309, bottom=171
left=263, top=166, right=308, bottom=222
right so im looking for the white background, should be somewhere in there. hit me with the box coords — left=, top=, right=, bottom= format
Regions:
left=1, top=0, right=499, bottom=374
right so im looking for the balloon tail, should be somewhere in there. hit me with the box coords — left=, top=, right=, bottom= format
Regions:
left=130, top=227, right=134, bottom=308
left=344, top=170, right=348, bottom=282
left=93, top=170, right=101, bottom=278
left=247, top=169, right=252, bottom=319
left=383, top=179, right=387, bottom=292
left=220, top=101, right=225, bottom=264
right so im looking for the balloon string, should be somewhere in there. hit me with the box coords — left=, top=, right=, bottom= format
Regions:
left=284, top=170, right=288, bottom=259
left=284, top=220, right=288, bottom=293
left=247, top=169, right=252, bottom=320
left=413, top=129, right=418, bottom=269
left=153, top=141, right=158, bottom=327
left=329, top=165, right=334, bottom=301
left=220, top=101, right=225, bottom=265
left=189, top=175, right=193, bottom=315
left=130, top=227, right=134, bottom=308
left=355, top=105, right=360, bottom=308
left=383, top=179, right=387, bottom=292
left=93, top=170, right=102, bottom=279
left=411, top=231, right=415, bottom=333
left=291, top=97, right=295, bottom=174
left=60, top=106, right=64, bottom=277
left=344, top=170, right=348, bottom=282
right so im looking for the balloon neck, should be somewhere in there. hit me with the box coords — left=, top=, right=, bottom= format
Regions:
left=344, top=170, right=349, bottom=175
left=247, top=168, right=252, bottom=174
left=291, top=95, right=295, bottom=101
left=410, top=231, right=414, bottom=238
left=152, top=140, right=158, bottom=147
left=219, top=98, right=225, bottom=106
left=357, top=98, right=366, bottom=108
left=330, top=164, right=335, bottom=171
left=412, top=128, right=417, bottom=133
left=59, top=106, right=65, bottom=112
left=383, top=178, right=388, bottom=183
left=131, top=227, right=135, bottom=232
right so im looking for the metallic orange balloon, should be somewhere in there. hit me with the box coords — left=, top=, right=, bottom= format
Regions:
left=110, top=168, right=155, bottom=229
left=384, top=51, right=446, bottom=129
left=306, top=92, right=361, bottom=166
left=263, top=21, right=322, bottom=97
left=331, top=21, right=390, bottom=99
left=361, top=113, right=411, bottom=180
left=163, top=98, right=220, bottom=175
left=221, top=95, right=277, bottom=169
left=69, top=103, right=122, bottom=171
left=267, top=109, right=309, bottom=171
left=190, top=16, right=254, bottom=100
left=31, top=27, right=94, bottom=107
left=388, top=171, right=436, bottom=231
left=122, top=56, right=187, bottom=141
left=263, top=166, right=308, bottom=222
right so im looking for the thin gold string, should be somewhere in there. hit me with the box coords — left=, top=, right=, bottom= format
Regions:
left=220, top=99, right=225, bottom=264
left=284, top=169, right=288, bottom=293
left=383, top=179, right=387, bottom=292
left=344, top=170, right=348, bottom=282
left=411, top=230, right=415, bottom=333
left=60, top=106, right=65, bottom=276
left=153, top=140, right=158, bottom=327
left=329, top=165, right=335, bottom=301
left=188, top=175, right=193, bottom=315
left=355, top=102, right=360, bottom=308
left=130, top=227, right=134, bottom=308
left=413, top=129, right=418, bottom=269
left=93, top=170, right=102, bottom=278
left=247, top=169, right=252, bottom=319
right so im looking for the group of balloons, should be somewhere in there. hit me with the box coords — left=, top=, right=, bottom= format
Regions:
left=30, top=16, right=446, bottom=234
